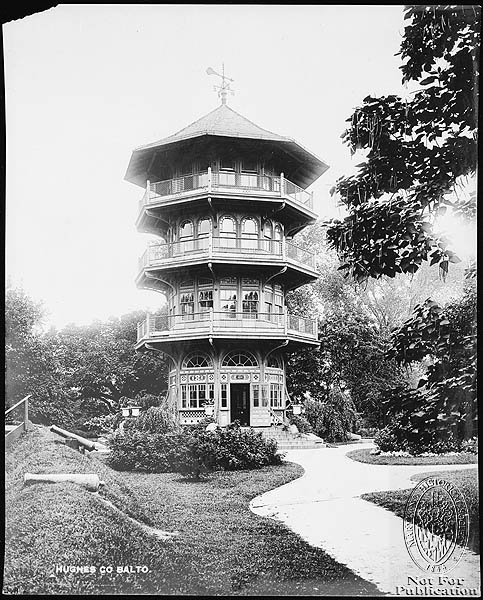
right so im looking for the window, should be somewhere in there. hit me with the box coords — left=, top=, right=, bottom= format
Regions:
left=275, top=285, right=284, bottom=317
left=220, top=216, right=237, bottom=248
left=183, top=353, right=212, bottom=369
left=221, top=383, right=228, bottom=408
left=241, top=217, right=258, bottom=250
left=180, top=220, right=193, bottom=238
left=180, top=291, right=194, bottom=320
left=199, top=290, right=213, bottom=313
left=242, top=289, right=259, bottom=318
left=189, top=383, right=205, bottom=408
left=220, top=289, right=237, bottom=317
left=253, top=384, right=260, bottom=407
left=198, top=277, right=213, bottom=315
left=242, top=278, right=259, bottom=319
left=262, top=221, right=272, bottom=253
left=222, top=350, right=258, bottom=367
left=270, top=383, right=283, bottom=408
left=274, top=224, right=282, bottom=243
left=240, top=160, right=258, bottom=187
left=180, top=220, right=194, bottom=252
left=197, top=218, right=211, bottom=250
left=219, top=159, right=236, bottom=185
left=267, top=354, right=281, bottom=369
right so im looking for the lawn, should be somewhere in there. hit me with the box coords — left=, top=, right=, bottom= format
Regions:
left=347, top=447, right=477, bottom=466
left=4, top=426, right=381, bottom=595
left=361, top=469, right=479, bottom=554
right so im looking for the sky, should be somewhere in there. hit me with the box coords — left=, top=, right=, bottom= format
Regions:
left=3, top=4, right=476, bottom=329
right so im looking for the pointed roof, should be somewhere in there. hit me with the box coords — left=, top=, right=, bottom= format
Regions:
left=125, top=103, right=329, bottom=188
left=135, top=104, right=288, bottom=150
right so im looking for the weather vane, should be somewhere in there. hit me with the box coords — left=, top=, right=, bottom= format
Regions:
left=206, top=64, right=234, bottom=105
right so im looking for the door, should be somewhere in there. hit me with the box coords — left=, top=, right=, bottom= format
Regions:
left=230, top=383, right=250, bottom=426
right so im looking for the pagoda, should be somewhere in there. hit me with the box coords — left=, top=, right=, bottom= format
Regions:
left=125, top=74, right=328, bottom=427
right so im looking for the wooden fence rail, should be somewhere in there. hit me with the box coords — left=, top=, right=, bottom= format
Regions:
left=5, top=394, right=31, bottom=449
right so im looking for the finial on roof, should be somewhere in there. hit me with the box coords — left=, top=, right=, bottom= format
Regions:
left=206, top=64, right=235, bottom=105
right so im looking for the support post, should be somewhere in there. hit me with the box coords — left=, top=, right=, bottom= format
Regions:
left=146, top=179, right=151, bottom=204
left=280, top=172, right=285, bottom=197
left=24, top=396, right=28, bottom=432
left=207, top=167, right=212, bottom=193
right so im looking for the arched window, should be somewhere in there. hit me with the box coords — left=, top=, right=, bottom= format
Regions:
left=220, top=216, right=237, bottom=248
left=222, top=350, right=258, bottom=367
left=241, top=217, right=258, bottom=250
left=267, top=354, right=281, bottom=369
left=274, top=224, right=282, bottom=242
left=180, top=220, right=193, bottom=238
left=263, top=221, right=273, bottom=253
left=197, top=217, right=211, bottom=250
left=180, top=220, right=194, bottom=252
left=183, top=353, right=212, bottom=369
left=179, top=279, right=194, bottom=321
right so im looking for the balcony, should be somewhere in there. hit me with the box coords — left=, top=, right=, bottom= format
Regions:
left=136, top=310, right=318, bottom=346
left=137, top=168, right=315, bottom=218
left=137, top=236, right=317, bottom=275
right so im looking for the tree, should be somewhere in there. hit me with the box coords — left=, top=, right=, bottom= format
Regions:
left=56, top=311, right=168, bottom=413
left=326, top=5, right=479, bottom=282
left=378, top=281, right=477, bottom=452
left=5, top=285, right=80, bottom=425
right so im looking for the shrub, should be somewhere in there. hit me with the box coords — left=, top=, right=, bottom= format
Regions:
left=82, top=414, right=118, bottom=435
left=287, top=414, right=313, bottom=434
left=357, top=426, right=380, bottom=438
left=108, top=430, right=181, bottom=472
left=303, top=388, right=360, bottom=443
left=374, top=427, right=400, bottom=452
left=374, top=418, right=465, bottom=455
left=461, top=437, right=478, bottom=454
left=124, top=405, right=179, bottom=435
left=108, top=422, right=283, bottom=478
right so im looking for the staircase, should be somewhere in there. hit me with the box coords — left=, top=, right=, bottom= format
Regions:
left=253, top=425, right=325, bottom=450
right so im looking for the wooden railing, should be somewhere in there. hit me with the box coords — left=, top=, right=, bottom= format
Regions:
left=137, top=236, right=315, bottom=272
left=137, top=311, right=317, bottom=342
left=138, top=168, right=314, bottom=211
left=5, top=395, right=31, bottom=449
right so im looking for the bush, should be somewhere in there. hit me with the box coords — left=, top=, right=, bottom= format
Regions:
left=82, top=414, right=118, bottom=435
left=108, top=422, right=283, bottom=478
left=108, top=430, right=181, bottom=472
left=461, top=437, right=478, bottom=454
left=303, top=388, right=360, bottom=443
left=374, top=427, right=400, bottom=452
left=124, top=405, right=179, bottom=435
left=287, top=414, right=313, bottom=434
left=374, top=417, right=465, bottom=455
left=357, top=426, right=380, bottom=438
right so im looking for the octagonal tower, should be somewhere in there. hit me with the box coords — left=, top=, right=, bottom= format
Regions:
left=126, top=99, right=328, bottom=427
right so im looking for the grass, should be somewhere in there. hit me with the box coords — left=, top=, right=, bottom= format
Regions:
left=361, top=469, right=479, bottom=554
left=4, top=425, right=381, bottom=595
left=346, top=447, right=477, bottom=466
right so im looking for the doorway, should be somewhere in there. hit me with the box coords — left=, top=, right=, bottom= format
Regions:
left=230, top=383, right=250, bottom=426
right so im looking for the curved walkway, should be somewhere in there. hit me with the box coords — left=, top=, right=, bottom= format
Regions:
left=250, top=443, right=480, bottom=595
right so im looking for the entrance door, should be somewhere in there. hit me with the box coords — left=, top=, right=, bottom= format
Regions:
left=230, top=383, right=250, bottom=426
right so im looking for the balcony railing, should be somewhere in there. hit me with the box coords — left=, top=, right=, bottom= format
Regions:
left=137, top=310, right=318, bottom=342
left=138, top=168, right=313, bottom=213
left=137, top=236, right=316, bottom=272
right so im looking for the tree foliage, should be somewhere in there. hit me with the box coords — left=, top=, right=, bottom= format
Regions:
left=5, top=285, right=168, bottom=427
left=327, top=5, right=479, bottom=282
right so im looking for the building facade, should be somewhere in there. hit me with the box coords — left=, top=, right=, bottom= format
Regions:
left=126, top=101, right=328, bottom=427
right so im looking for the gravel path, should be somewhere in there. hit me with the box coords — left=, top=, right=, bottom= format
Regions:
left=250, top=443, right=480, bottom=595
